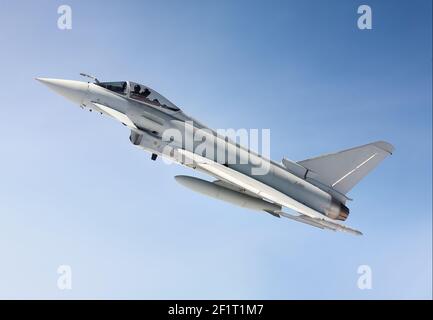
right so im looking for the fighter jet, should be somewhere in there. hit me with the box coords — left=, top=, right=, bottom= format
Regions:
left=36, top=74, right=394, bottom=235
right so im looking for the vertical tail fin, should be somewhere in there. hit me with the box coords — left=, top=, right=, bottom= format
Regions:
left=297, top=141, right=394, bottom=194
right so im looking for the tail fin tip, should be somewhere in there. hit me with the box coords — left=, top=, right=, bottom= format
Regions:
left=372, top=141, right=395, bottom=155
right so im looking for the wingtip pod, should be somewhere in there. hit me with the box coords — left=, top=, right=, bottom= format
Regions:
left=277, top=211, right=363, bottom=235
left=314, top=216, right=363, bottom=236
left=340, top=225, right=363, bottom=236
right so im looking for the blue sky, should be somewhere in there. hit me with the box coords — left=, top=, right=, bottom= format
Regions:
left=0, top=0, right=431, bottom=299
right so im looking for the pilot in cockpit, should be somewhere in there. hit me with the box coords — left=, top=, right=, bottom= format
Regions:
left=133, top=84, right=141, bottom=94
left=142, top=88, right=151, bottom=97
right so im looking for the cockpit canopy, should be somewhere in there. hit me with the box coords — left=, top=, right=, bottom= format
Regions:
left=96, top=81, right=180, bottom=112
left=129, top=82, right=180, bottom=111
left=97, top=81, right=127, bottom=94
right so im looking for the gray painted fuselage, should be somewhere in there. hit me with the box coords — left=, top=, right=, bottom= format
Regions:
left=82, top=82, right=337, bottom=218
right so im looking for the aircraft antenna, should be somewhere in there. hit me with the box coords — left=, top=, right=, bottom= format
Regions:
left=80, top=73, right=100, bottom=84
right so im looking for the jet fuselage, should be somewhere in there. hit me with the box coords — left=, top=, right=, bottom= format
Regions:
left=81, top=80, right=346, bottom=220
left=37, top=78, right=358, bottom=227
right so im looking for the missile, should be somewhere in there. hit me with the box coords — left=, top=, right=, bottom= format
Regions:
left=175, top=175, right=281, bottom=212
left=276, top=211, right=362, bottom=236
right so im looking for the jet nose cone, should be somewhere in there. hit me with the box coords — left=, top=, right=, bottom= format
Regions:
left=36, top=78, right=88, bottom=105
